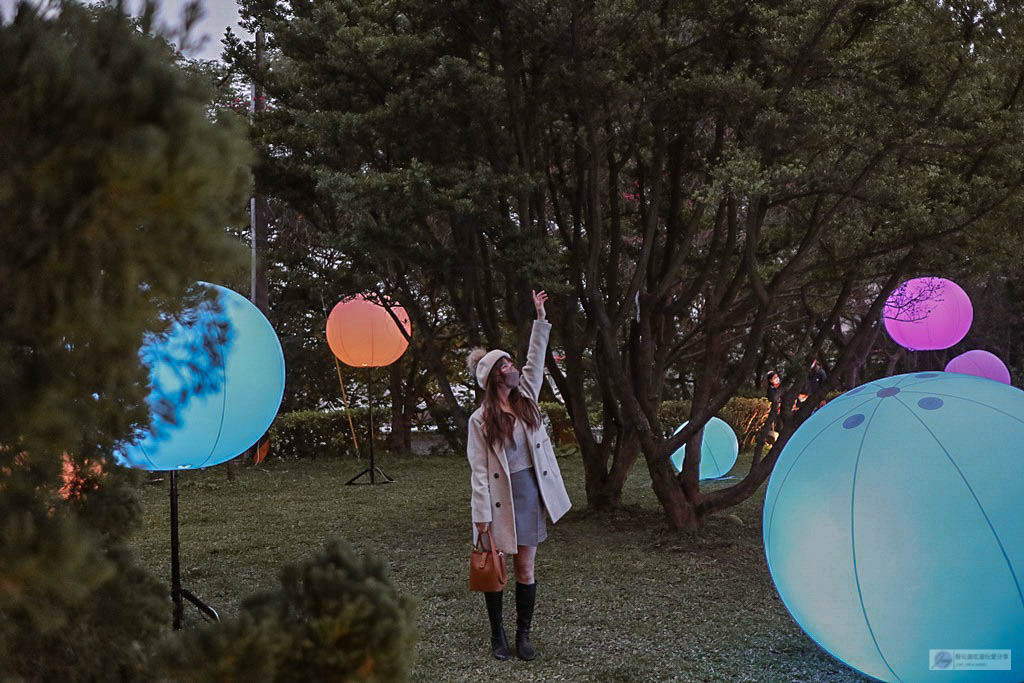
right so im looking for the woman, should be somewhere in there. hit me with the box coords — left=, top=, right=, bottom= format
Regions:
left=465, top=289, right=572, bottom=662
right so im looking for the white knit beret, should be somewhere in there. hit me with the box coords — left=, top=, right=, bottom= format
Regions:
left=467, top=348, right=512, bottom=389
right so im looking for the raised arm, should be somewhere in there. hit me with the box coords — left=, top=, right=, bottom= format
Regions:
left=520, top=290, right=551, bottom=402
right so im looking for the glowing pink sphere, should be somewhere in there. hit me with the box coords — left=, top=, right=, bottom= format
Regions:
left=945, top=350, right=1011, bottom=385
left=883, top=277, right=972, bottom=351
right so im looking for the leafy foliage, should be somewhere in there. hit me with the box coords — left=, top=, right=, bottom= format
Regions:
left=0, top=1, right=250, bottom=678
left=0, top=0, right=252, bottom=461
left=152, top=538, right=418, bottom=683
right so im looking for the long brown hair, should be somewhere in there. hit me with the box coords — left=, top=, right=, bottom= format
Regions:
left=482, top=361, right=542, bottom=448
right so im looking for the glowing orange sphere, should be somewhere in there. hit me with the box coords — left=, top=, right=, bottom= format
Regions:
left=326, top=294, right=411, bottom=367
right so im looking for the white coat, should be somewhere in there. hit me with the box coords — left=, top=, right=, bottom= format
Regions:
left=467, top=319, right=572, bottom=554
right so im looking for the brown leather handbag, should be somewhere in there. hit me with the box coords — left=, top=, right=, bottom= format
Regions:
left=469, top=529, right=507, bottom=592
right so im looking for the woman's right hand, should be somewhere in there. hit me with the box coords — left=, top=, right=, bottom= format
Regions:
left=532, top=289, right=547, bottom=320
left=476, top=522, right=490, bottom=533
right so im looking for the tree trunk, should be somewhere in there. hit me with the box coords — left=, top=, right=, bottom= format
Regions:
left=392, top=276, right=468, bottom=448
left=581, top=427, right=641, bottom=510
left=387, top=361, right=412, bottom=452
left=885, top=346, right=905, bottom=376
left=583, top=467, right=622, bottom=510
left=650, top=459, right=700, bottom=530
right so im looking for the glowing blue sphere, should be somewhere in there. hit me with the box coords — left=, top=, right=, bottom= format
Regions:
left=116, top=283, right=285, bottom=470
left=669, top=417, right=739, bottom=479
left=764, top=372, right=1024, bottom=682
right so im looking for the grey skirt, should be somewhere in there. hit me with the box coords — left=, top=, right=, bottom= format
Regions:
left=511, top=467, right=548, bottom=546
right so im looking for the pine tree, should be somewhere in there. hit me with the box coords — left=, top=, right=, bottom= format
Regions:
left=0, top=1, right=252, bottom=679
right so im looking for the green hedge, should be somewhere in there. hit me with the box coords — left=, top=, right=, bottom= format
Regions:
left=540, top=397, right=773, bottom=450
left=267, top=409, right=368, bottom=460
left=718, top=398, right=775, bottom=447
left=270, top=397, right=775, bottom=460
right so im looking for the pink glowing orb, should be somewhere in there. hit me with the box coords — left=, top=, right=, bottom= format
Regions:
left=945, top=350, right=1011, bottom=385
left=882, top=277, right=972, bottom=351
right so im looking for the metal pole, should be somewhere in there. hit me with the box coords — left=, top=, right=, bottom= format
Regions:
left=250, top=28, right=268, bottom=316
left=367, top=367, right=376, bottom=484
left=244, top=28, right=269, bottom=468
left=170, top=470, right=183, bottom=630
left=344, top=365, right=393, bottom=485
left=250, top=195, right=258, bottom=301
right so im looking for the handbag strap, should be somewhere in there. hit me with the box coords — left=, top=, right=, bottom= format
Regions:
left=474, top=528, right=498, bottom=550
left=485, top=530, right=506, bottom=582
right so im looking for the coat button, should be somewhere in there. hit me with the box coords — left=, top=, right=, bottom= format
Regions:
left=495, top=502, right=501, bottom=508
left=494, top=473, right=499, bottom=479
left=536, top=442, right=541, bottom=448
left=543, top=471, right=548, bottom=476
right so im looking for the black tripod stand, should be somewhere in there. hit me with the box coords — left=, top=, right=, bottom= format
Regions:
left=169, top=470, right=220, bottom=629
left=345, top=367, right=394, bottom=485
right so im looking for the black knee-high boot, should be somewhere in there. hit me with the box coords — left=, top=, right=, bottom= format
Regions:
left=515, top=582, right=537, bottom=660
left=484, top=591, right=510, bottom=660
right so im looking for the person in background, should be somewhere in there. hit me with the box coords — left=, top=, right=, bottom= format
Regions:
left=807, top=359, right=828, bottom=411
left=795, top=360, right=829, bottom=412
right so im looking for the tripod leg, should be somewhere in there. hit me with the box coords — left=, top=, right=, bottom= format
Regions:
left=344, top=367, right=395, bottom=484
left=345, top=467, right=373, bottom=485
left=181, top=589, right=220, bottom=622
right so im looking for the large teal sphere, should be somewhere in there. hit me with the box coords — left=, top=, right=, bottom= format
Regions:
left=764, top=372, right=1024, bottom=682
left=115, top=283, right=285, bottom=470
left=669, top=417, right=739, bottom=479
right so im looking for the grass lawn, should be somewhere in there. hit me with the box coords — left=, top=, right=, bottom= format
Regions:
left=133, top=449, right=870, bottom=682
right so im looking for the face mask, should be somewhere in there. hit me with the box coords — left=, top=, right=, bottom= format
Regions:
left=503, top=367, right=521, bottom=388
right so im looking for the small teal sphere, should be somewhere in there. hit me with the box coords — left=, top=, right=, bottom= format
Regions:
left=116, top=283, right=285, bottom=470
left=764, top=372, right=1024, bottom=682
left=670, top=416, right=739, bottom=479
